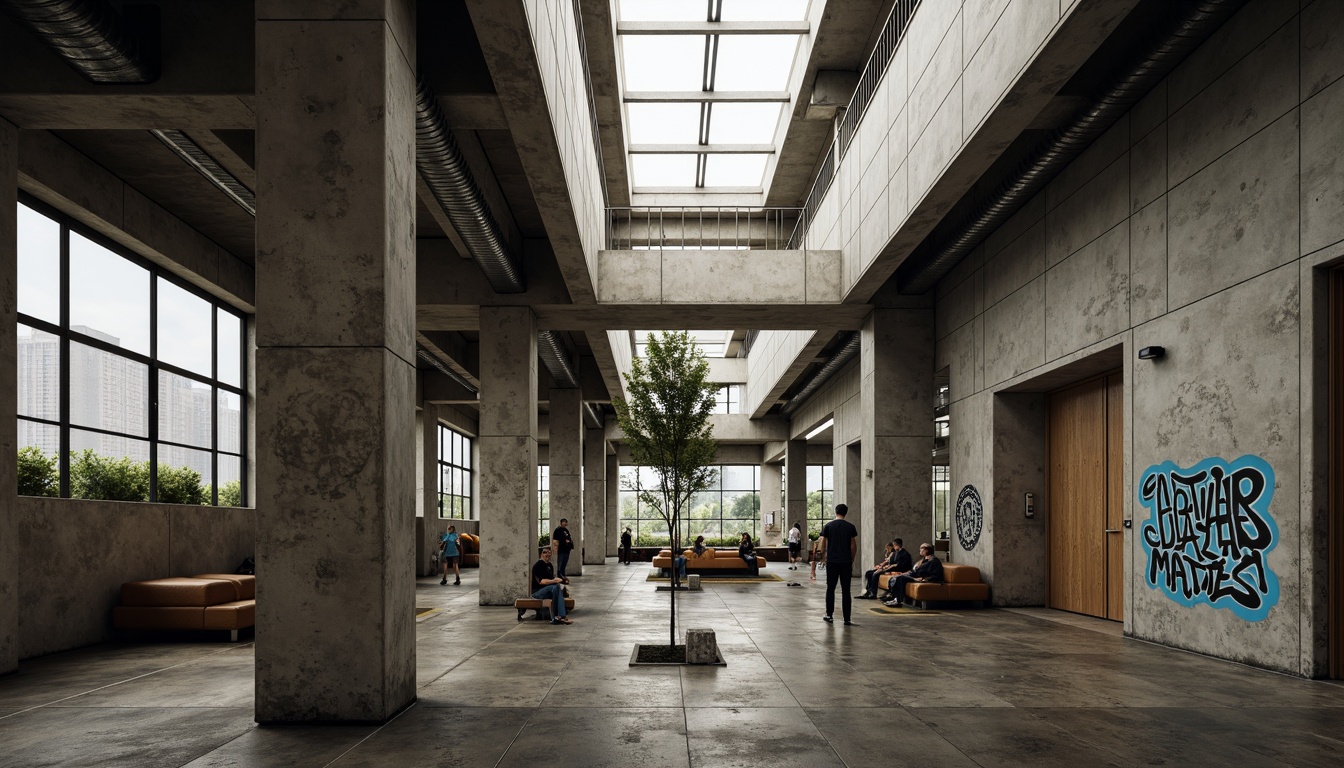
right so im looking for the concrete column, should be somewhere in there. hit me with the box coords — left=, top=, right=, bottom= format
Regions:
left=0, top=117, right=18, bottom=675
left=548, top=387, right=582, bottom=575
left=760, top=462, right=782, bottom=545
left=784, top=439, right=807, bottom=537
left=254, top=1, right=417, bottom=723
left=836, top=443, right=863, bottom=573
left=583, top=426, right=606, bottom=564
left=420, top=403, right=439, bottom=520
left=606, top=453, right=620, bottom=556
left=478, top=306, right=538, bottom=605
left=860, top=307, right=934, bottom=571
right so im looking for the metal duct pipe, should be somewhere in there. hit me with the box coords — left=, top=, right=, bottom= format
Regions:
left=537, top=330, right=579, bottom=389
left=0, top=0, right=156, bottom=83
left=414, top=75, right=525, bottom=293
left=780, top=333, right=860, bottom=416
left=416, top=346, right=479, bottom=396
left=150, top=129, right=255, bottom=216
left=899, top=0, right=1247, bottom=294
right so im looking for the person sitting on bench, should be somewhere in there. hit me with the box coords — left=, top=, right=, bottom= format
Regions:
left=737, top=532, right=759, bottom=576
left=860, top=538, right=912, bottom=599
left=883, top=543, right=943, bottom=607
left=531, top=547, right=573, bottom=625
left=676, top=535, right=707, bottom=579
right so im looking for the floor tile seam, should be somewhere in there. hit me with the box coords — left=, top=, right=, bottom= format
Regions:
left=488, top=703, right=547, bottom=768
left=0, top=643, right=259, bottom=719
left=896, top=704, right=1029, bottom=768
left=320, top=700, right=418, bottom=768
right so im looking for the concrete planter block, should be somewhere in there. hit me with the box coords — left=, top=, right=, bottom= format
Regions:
left=688, top=574, right=702, bottom=591
left=685, top=628, right=718, bottom=665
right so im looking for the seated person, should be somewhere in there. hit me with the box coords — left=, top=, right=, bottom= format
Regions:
left=860, top=538, right=912, bottom=599
left=738, top=532, right=759, bottom=576
left=531, top=547, right=573, bottom=625
left=676, top=535, right=707, bottom=579
left=883, top=543, right=943, bottom=606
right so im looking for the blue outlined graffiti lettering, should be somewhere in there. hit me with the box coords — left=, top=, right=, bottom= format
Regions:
left=1138, top=455, right=1278, bottom=622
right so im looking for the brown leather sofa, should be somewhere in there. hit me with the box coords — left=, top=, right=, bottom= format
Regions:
left=650, top=548, right=768, bottom=573
left=112, top=574, right=256, bottom=640
left=878, top=563, right=989, bottom=607
left=458, top=533, right=480, bottom=568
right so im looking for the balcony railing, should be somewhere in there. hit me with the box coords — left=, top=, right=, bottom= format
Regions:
left=605, top=206, right=806, bottom=250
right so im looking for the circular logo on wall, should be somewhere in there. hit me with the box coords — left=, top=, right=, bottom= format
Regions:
left=955, top=484, right=983, bottom=552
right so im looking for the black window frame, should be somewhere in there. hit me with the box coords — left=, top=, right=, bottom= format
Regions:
left=437, top=423, right=474, bottom=520
left=15, top=195, right=248, bottom=506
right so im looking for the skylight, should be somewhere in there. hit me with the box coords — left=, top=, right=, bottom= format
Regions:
left=634, top=329, right=735, bottom=358
left=616, top=0, right=811, bottom=192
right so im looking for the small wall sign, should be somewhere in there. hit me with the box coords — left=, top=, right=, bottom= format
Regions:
left=955, top=484, right=983, bottom=551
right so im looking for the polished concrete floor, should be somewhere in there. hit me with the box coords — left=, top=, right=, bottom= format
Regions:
left=3, top=560, right=1344, bottom=767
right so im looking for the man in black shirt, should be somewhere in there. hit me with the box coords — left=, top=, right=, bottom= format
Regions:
left=883, top=543, right=944, bottom=607
left=818, top=504, right=859, bottom=625
left=531, top=547, right=572, bottom=624
left=552, top=518, right=574, bottom=578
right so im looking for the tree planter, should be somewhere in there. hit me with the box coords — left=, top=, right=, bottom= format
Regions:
left=629, top=643, right=726, bottom=666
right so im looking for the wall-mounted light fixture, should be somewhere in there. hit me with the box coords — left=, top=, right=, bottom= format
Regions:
left=1138, top=346, right=1165, bottom=360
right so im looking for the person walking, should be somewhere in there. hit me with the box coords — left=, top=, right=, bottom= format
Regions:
left=621, top=527, right=633, bottom=565
left=786, top=522, right=803, bottom=570
left=818, top=504, right=858, bottom=625
left=439, top=525, right=461, bottom=586
left=553, top=518, right=574, bottom=579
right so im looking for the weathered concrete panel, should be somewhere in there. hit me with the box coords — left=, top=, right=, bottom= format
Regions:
left=1129, top=123, right=1166, bottom=214
left=963, top=0, right=1057, bottom=132
left=1301, top=75, right=1344, bottom=255
left=1045, top=153, right=1128, bottom=267
left=1129, top=196, right=1167, bottom=326
left=908, top=79, right=964, bottom=204
left=1045, top=221, right=1129, bottom=361
left=1302, top=0, right=1344, bottom=99
left=983, top=220, right=1045, bottom=308
left=0, top=121, right=16, bottom=672
left=597, top=250, right=661, bottom=303
left=910, top=9, right=962, bottom=144
left=982, top=275, right=1045, bottom=387
left=1167, top=111, right=1298, bottom=310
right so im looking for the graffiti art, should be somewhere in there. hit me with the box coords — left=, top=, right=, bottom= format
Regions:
left=955, top=484, right=983, bottom=552
left=1137, top=455, right=1279, bottom=622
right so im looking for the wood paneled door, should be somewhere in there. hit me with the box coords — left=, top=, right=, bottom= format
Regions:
left=1049, top=373, right=1124, bottom=621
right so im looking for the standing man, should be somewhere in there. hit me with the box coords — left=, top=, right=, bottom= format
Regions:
left=531, top=547, right=573, bottom=625
left=620, top=527, right=633, bottom=565
left=818, top=504, right=859, bottom=625
left=553, top=518, right=575, bottom=579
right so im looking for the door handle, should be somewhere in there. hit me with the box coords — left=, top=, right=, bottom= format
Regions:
left=1104, top=529, right=1122, bottom=533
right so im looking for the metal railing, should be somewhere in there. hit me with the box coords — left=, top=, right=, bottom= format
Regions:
left=605, top=206, right=806, bottom=250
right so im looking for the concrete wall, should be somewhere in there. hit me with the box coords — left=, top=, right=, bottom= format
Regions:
left=933, top=0, right=1344, bottom=676
left=17, top=497, right=253, bottom=659
left=746, top=330, right=816, bottom=414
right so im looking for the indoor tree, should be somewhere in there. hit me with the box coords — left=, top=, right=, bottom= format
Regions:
left=613, top=330, right=718, bottom=650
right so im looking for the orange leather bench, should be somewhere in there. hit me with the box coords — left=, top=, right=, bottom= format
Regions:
left=458, top=533, right=480, bottom=568
left=514, top=597, right=576, bottom=621
left=112, top=575, right=256, bottom=640
left=650, top=548, right=768, bottom=573
left=878, top=563, right=989, bottom=607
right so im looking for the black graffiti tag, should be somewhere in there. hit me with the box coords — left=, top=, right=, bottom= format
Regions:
left=1138, top=457, right=1278, bottom=621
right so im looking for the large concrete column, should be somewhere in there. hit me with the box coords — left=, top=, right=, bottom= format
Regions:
left=784, top=439, right=808, bottom=537
left=860, top=307, right=934, bottom=570
left=835, top=442, right=863, bottom=573
left=254, top=1, right=417, bottom=723
left=548, top=387, right=582, bottom=575
left=760, top=462, right=782, bottom=545
left=478, top=307, right=538, bottom=605
left=0, top=118, right=18, bottom=675
left=420, top=403, right=439, bottom=520
left=583, top=425, right=606, bottom=564
left=606, top=453, right=620, bottom=556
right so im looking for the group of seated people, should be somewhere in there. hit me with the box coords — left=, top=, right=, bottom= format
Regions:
left=673, top=532, right=760, bottom=578
left=858, top=538, right=944, bottom=607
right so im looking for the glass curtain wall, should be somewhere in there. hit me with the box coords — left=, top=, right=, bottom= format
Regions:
left=16, top=199, right=247, bottom=505
left=805, top=465, right=834, bottom=537
left=618, top=464, right=760, bottom=545
left=538, top=465, right=550, bottom=538
left=437, top=425, right=473, bottom=518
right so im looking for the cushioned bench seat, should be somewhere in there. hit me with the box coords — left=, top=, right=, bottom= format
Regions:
left=113, top=575, right=256, bottom=640
left=514, top=597, right=575, bottom=621
left=878, top=563, right=989, bottom=607
left=650, top=548, right=768, bottom=572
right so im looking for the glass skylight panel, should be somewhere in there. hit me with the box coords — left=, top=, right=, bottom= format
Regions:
left=708, top=103, right=784, bottom=143
left=618, top=0, right=706, bottom=22
left=630, top=154, right=696, bottom=187
left=719, top=0, right=810, bottom=21
left=714, top=35, right=799, bottom=91
left=626, top=103, right=701, bottom=144
left=703, top=154, right=768, bottom=187
left=621, top=36, right=704, bottom=92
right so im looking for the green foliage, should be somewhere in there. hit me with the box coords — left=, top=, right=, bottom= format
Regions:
left=157, top=464, right=207, bottom=505
left=613, top=331, right=719, bottom=643
left=69, top=449, right=149, bottom=502
left=218, top=480, right=243, bottom=507
left=538, top=534, right=551, bottom=547
left=17, top=446, right=58, bottom=497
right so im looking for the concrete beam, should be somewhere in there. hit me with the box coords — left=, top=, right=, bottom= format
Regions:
left=418, top=303, right=869, bottom=332
left=598, top=249, right=843, bottom=305
left=625, top=91, right=791, bottom=103
left=422, top=370, right=478, bottom=405
left=605, top=413, right=789, bottom=444
left=628, top=144, right=776, bottom=154
left=578, top=0, right=630, bottom=207
left=616, top=21, right=810, bottom=35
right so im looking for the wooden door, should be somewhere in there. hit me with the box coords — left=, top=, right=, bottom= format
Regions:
left=1049, top=373, right=1124, bottom=620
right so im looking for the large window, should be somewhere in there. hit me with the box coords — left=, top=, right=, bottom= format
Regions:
left=932, top=465, right=950, bottom=538
left=711, top=385, right=743, bottom=414
left=437, top=424, right=473, bottom=519
left=16, top=200, right=246, bottom=505
left=537, top=464, right=550, bottom=537
left=806, top=465, right=834, bottom=537
left=619, top=464, right=760, bottom=545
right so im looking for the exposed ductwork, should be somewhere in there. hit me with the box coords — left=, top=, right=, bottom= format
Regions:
left=416, top=346, right=479, bottom=396
left=414, top=75, right=525, bottom=294
left=898, top=0, right=1248, bottom=294
left=780, top=333, right=860, bottom=416
left=150, top=129, right=255, bottom=216
left=537, top=330, right=579, bottom=389
left=0, top=0, right=156, bottom=83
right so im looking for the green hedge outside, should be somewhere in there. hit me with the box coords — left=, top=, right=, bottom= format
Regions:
left=18, top=447, right=242, bottom=506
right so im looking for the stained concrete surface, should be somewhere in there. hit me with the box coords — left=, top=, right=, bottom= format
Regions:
left=3, top=563, right=1344, bottom=767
